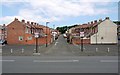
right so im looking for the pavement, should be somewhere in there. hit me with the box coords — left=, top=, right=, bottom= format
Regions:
left=1, top=56, right=118, bottom=73
left=1, top=35, right=119, bottom=56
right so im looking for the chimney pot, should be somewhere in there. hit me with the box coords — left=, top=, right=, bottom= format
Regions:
left=31, top=22, right=33, bottom=25
left=27, top=21, right=30, bottom=24
left=105, top=17, right=109, bottom=20
left=91, top=21, right=93, bottom=24
left=94, top=20, right=97, bottom=23
left=88, top=22, right=90, bottom=24
left=3, top=24, right=5, bottom=26
left=22, top=19, right=25, bottom=23
left=99, top=19, right=102, bottom=22
left=14, top=18, right=18, bottom=21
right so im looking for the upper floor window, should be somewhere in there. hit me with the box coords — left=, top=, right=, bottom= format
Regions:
left=25, top=27, right=29, bottom=33
left=19, top=36, right=23, bottom=41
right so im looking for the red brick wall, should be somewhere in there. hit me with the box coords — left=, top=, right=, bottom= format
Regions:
left=7, top=19, right=52, bottom=45
left=38, top=35, right=52, bottom=45
left=72, top=38, right=90, bottom=44
left=7, top=20, right=26, bottom=45
left=24, top=33, right=35, bottom=45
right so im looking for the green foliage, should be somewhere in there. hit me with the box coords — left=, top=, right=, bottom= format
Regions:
left=56, top=25, right=78, bottom=34
left=113, top=21, right=120, bottom=25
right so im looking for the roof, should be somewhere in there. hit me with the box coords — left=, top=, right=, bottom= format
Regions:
left=7, top=18, right=49, bottom=30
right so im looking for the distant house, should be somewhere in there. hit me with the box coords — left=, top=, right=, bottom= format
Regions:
left=51, top=29, right=60, bottom=41
left=0, top=24, right=6, bottom=41
left=68, top=17, right=118, bottom=44
left=6, top=18, right=52, bottom=45
left=117, top=24, right=120, bottom=40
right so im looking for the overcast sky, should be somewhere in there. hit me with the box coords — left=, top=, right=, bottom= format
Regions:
left=0, top=0, right=119, bottom=28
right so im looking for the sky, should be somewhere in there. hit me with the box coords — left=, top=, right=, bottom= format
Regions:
left=0, top=0, right=119, bottom=28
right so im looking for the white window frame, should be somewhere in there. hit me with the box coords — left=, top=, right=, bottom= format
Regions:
left=27, top=36, right=32, bottom=40
left=25, top=27, right=29, bottom=33
left=19, top=36, right=23, bottom=41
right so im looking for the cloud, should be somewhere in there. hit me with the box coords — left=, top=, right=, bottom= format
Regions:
left=0, top=0, right=117, bottom=25
left=2, top=0, right=119, bottom=2
left=0, top=16, right=23, bottom=25
left=26, top=0, right=110, bottom=17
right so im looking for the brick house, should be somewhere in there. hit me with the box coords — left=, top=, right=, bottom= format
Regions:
left=0, top=24, right=6, bottom=41
left=68, top=17, right=118, bottom=44
left=51, top=29, right=60, bottom=41
left=6, top=18, right=52, bottom=45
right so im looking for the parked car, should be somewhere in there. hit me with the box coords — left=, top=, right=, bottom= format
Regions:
left=63, top=34, right=67, bottom=38
left=0, top=40, right=7, bottom=45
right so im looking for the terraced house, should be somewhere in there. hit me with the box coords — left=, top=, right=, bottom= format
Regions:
left=6, top=18, right=52, bottom=45
left=68, top=17, right=118, bottom=44
left=0, top=24, right=6, bottom=41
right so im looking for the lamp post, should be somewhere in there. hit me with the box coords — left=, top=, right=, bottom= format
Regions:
left=53, top=25, right=55, bottom=41
left=81, top=37, right=83, bottom=52
left=46, top=22, right=50, bottom=47
left=35, top=33, right=39, bottom=53
left=80, top=32, right=84, bottom=52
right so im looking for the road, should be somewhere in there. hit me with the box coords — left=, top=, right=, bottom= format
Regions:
left=42, top=35, right=76, bottom=56
left=2, top=56, right=118, bottom=73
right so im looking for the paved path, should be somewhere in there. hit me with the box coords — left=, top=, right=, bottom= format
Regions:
left=43, top=35, right=76, bottom=56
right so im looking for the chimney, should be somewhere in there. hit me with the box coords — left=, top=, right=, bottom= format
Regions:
left=99, top=19, right=102, bottom=22
left=14, top=18, right=18, bottom=21
left=91, top=21, right=93, bottom=24
left=88, top=22, right=90, bottom=24
left=94, top=20, right=97, bottom=23
left=27, top=21, right=30, bottom=24
left=31, top=22, right=33, bottom=25
left=83, top=24, right=87, bottom=25
left=105, top=17, right=109, bottom=20
left=22, top=19, right=25, bottom=23
left=3, top=24, right=5, bottom=26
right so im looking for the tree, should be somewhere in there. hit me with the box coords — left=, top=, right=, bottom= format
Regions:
left=114, top=21, right=120, bottom=25
left=56, top=25, right=79, bottom=34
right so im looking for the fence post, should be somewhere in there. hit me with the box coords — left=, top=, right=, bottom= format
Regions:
left=22, top=49, right=24, bottom=53
left=107, top=48, right=110, bottom=53
left=96, top=48, right=98, bottom=52
left=11, top=49, right=13, bottom=54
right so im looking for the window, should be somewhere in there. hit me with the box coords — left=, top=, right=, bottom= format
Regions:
left=19, top=36, right=23, bottom=41
left=28, top=36, right=32, bottom=40
left=101, top=37, right=103, bottom=39
left=25, top=27, right=29, bottom=33
left=118, top=27, right=120, bottom=32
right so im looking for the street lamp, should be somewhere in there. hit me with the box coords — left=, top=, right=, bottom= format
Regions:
left=80, top=32, right=84, bottom=52
left=53, top=25, right=55, bottom=41
left=46, top=22, right=50, bottom=47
